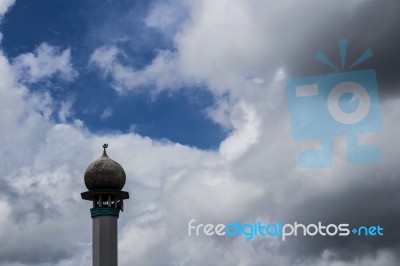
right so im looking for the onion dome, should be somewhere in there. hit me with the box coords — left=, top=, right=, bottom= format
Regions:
left=84, top=144, right=126, bottom=190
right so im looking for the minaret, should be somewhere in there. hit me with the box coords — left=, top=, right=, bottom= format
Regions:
left=81, top=144, right=129, bottom=266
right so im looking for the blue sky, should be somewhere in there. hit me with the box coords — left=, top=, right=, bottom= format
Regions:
left=1, top=0, right=400, bottom=265
left=1, top=0, right=226, bottom=149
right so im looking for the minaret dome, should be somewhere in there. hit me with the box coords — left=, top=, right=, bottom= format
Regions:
left=84, top=144, right=126, bottom=190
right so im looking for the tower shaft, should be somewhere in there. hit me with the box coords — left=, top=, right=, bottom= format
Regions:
left=93, top=216, right=118, bottom=266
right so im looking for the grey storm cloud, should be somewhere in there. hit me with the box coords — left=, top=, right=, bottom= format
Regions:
left=281, top=173, right=400, bottom=263
left=279, top=0, right=400, bottom=97
left=251, top=2, right=400, bottom=262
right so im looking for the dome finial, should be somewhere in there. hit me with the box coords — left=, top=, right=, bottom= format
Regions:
left=102, top=143, right=108, bottom=157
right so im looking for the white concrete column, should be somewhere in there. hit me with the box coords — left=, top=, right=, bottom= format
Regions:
left=92, top=215, right=118, bottom=266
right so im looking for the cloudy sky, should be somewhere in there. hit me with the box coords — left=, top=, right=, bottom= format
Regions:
left=0, top=0, right=399, bottom=265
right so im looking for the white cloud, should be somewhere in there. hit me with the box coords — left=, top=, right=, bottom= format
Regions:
left=0, top=0, right=15, bottom=17
left=145, top=1, right=182, bottom=30
left=12, top=43, right=77, bottom=83
left=89, top=45, right=118, bottom=73
left=100, top=106, right=113, bottom=120
left=219, top=101, right=261, bottom=161
left=90, top=46, right=190, bottom=94
left=205, top=96, right=232, bottom=129
left=58, top=100, right=73, bottom=123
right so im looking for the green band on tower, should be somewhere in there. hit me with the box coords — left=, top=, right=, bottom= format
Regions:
left=90, top=207, right=120, bottom=218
